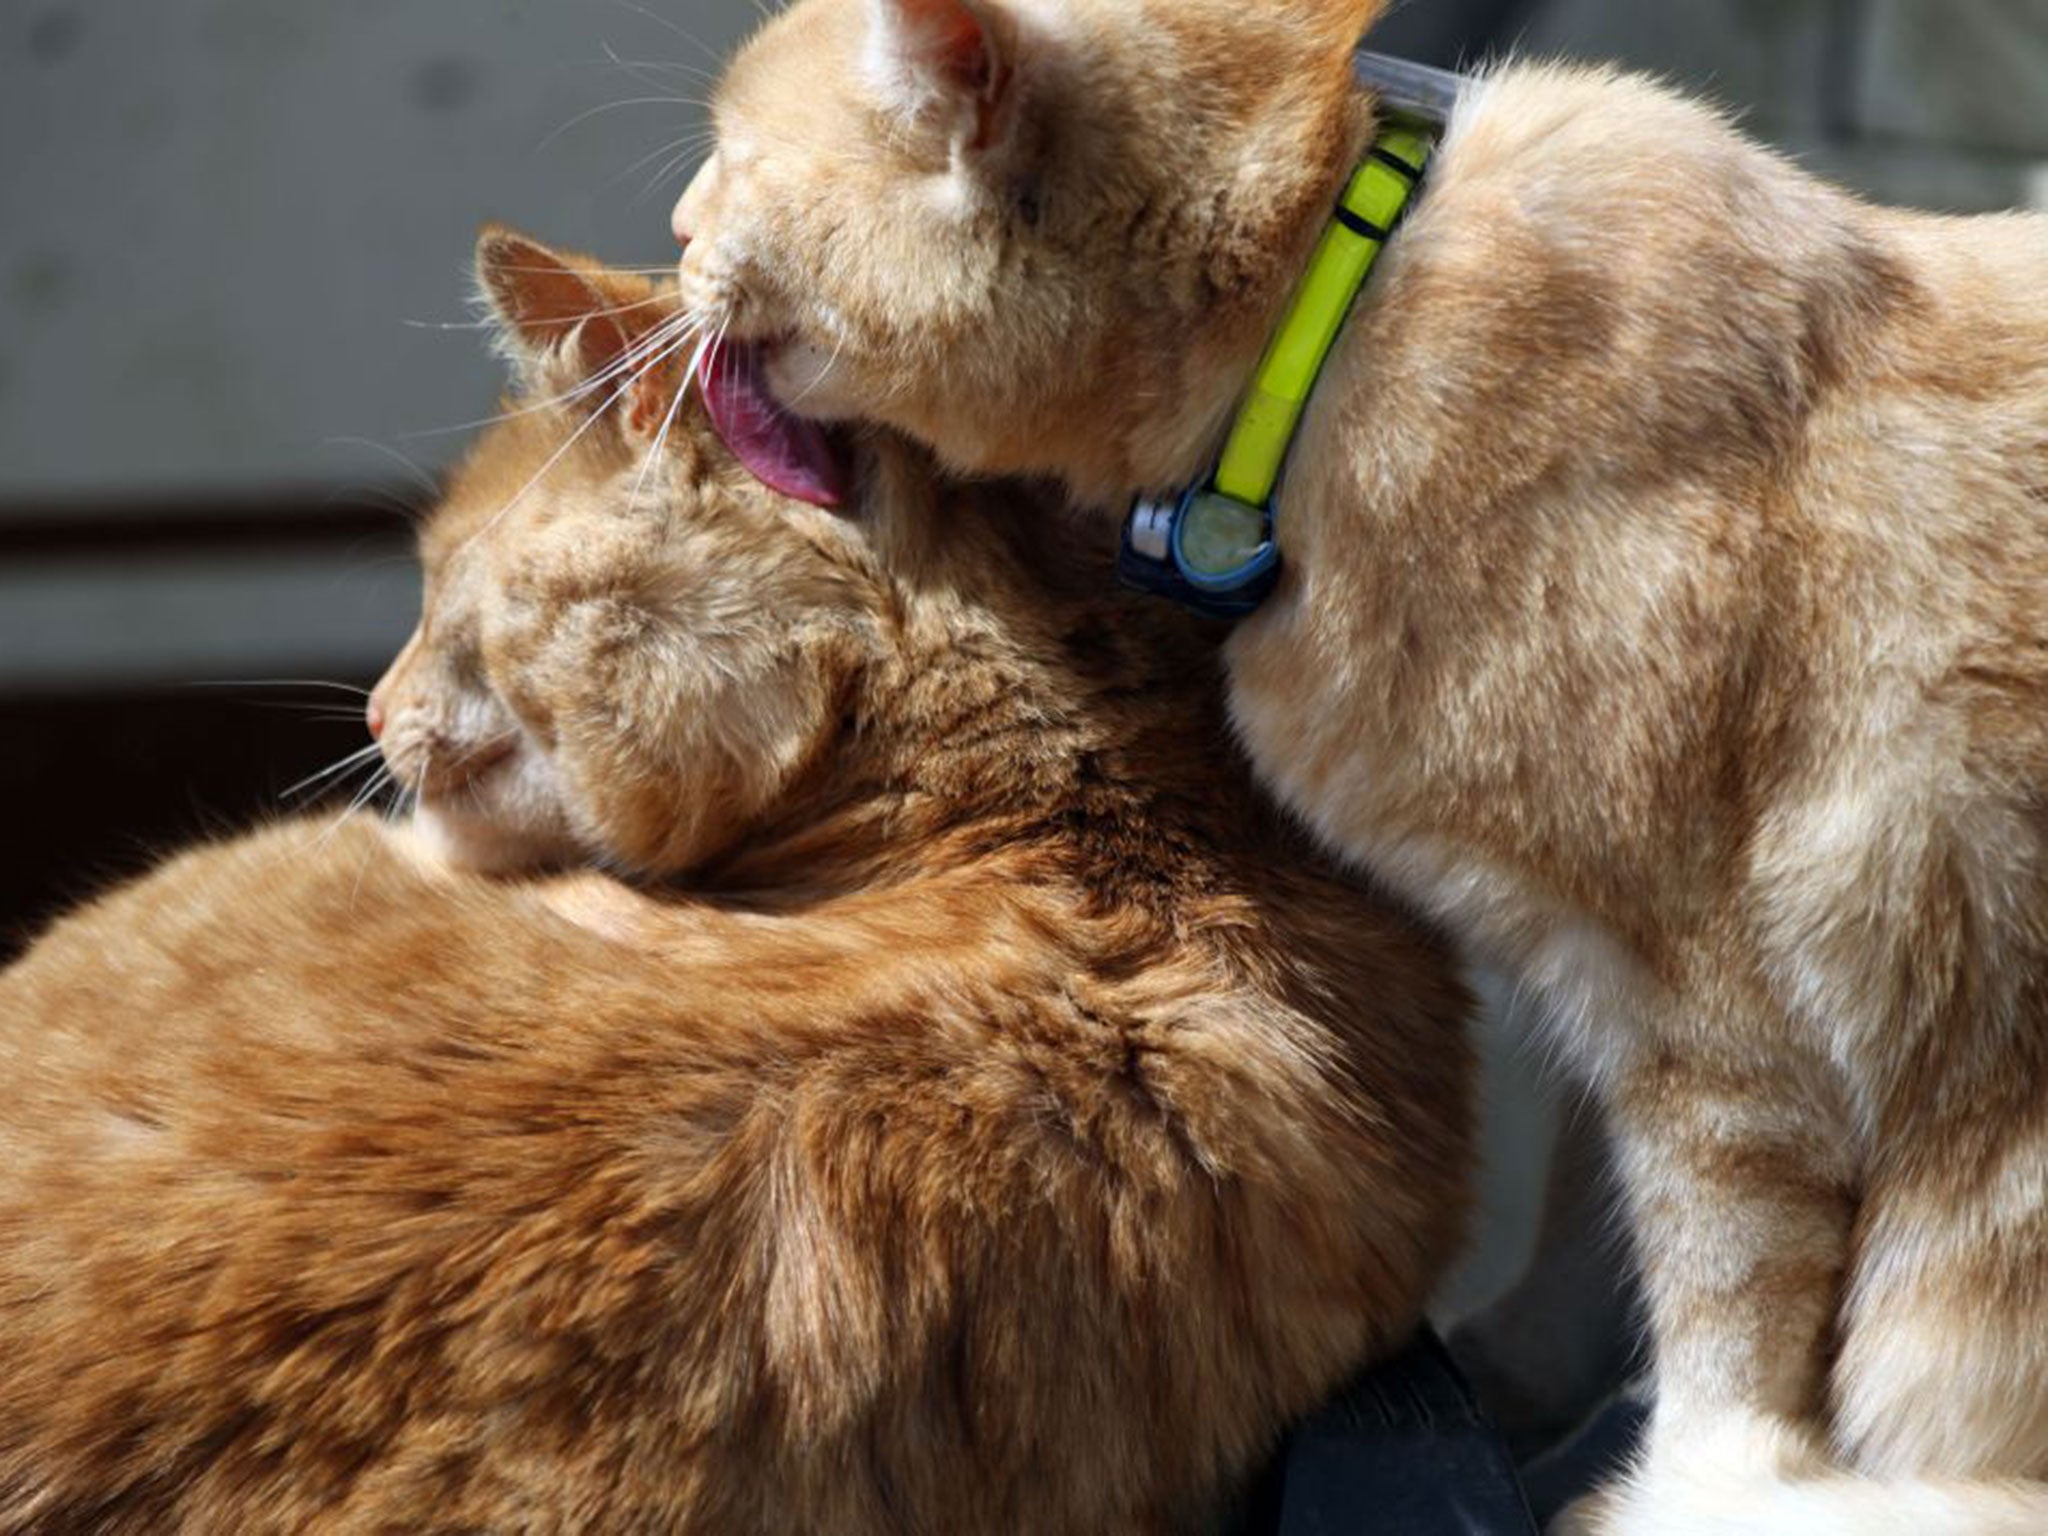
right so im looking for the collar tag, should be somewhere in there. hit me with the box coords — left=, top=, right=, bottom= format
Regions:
left=1118, top=486, right=1280, bottom=620
left=1118, top=55, right=1454, bottom=623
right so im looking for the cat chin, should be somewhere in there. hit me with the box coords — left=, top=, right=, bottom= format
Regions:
left=410, top=798, right=573, bottom=876
left=763, top=337, right=861, bottom=423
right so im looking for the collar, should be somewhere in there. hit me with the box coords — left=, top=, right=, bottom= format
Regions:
left=1118, top=53, right=1458, bottom=621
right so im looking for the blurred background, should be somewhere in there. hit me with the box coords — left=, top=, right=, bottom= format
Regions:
left=3, top=0, right=2044, bottom=1312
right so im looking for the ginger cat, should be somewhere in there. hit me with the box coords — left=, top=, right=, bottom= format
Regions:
left=0, top=233, right=1472, bottom=1532
left=672, top=2, right=2048, bottom=1531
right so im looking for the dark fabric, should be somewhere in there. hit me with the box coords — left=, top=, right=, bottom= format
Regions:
left=1242, top=1328, right=1541, bottom=1536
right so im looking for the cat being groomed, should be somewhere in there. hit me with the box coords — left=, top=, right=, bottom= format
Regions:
left=670, top=2, right=2048, bottom=1531
left=0, top=234, right=1472, bottom=1532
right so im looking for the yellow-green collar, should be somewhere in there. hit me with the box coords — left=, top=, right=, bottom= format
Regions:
left=1218, top=124, right=1431, bottom=508
left=1119, top=112, right=1436, bottom=619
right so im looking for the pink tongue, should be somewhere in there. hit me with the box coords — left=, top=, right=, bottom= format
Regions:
left=696, top=340, right=847, bottom=509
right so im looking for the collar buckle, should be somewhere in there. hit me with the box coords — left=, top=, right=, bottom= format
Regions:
left=1117, top=486, right=1280, bottom=621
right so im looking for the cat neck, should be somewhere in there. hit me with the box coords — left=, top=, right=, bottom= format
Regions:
left=1063, top=72, right=1380, bottom=506
left=691, top=472, right=1249, bottom=908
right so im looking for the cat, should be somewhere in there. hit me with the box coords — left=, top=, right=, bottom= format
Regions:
left=0, top=231, right=1473, bottom=1533
left=669, top=2, right=2048, bottom=1531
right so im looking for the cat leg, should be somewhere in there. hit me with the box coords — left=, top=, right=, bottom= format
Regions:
left=1549, top=1463, right=2048, bottom=1536
left=1561, top=1049, right=1855, bottom=1534
left=1552, top=1091, right=2048, bottom=1535
left=1833, top=1140, right=2048, bottom=1480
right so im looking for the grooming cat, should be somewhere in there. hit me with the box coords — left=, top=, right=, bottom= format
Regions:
left=0, top=233, right=1472, bottom=1532
left=671, top=2, right=2048, bottom=1531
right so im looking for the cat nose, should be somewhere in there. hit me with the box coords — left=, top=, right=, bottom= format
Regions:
left=673, top=153, right=719, bottom=252
left=366, top=697, right=386, bottom=740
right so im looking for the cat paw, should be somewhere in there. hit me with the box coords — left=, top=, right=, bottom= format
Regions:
left=1547, top=1412, right=1830, bottom=1536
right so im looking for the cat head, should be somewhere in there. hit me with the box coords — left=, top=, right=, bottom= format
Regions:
left=370, top=230, right=894, bottom=876
left=673, top=0, right=1382, bottom=506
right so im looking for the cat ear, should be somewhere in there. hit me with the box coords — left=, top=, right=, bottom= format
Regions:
left=474, top=227, right=671, bottom=426
left=863, top=0, right=1018, bottom=152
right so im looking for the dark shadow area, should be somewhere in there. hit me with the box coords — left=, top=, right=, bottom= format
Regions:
left=1367, top=0, right=1543, bottom=67
left=0, top=492, right=415, bottom=958
left=0, top=684, right=383, bottom=964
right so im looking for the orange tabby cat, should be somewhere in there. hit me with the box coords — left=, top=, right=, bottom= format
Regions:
left=0, top=233, right=1471, bottom=1532
left=672, top=2, right=2048, bottom=1530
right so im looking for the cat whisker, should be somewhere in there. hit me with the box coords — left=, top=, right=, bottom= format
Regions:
left=402, top=287, right=676, bottom=348
left=600, top=0, right=726, bottom=64
left=281, top=742, right=387, bottom=803
left=337, top=552, right=429, bottom=579
left=307, top=760, right=399, bottom=855
left=322, top=436, right=441, bottom=498
left=705, top=312, right=737, bottom=407
left=217, top=704, right=378, bottom=725
left=558, top=50, right=714, bottom=87
left=629, top=361, right=694, bottom=514
left=784, top=326, right=849, bottom=413
left=534, top=300, right=698, bottom=365
left=575, top=305, right=709, bottom=394
left=402, top=308, right=699, bottom=441
left=405, top=282, right=683, bottom=335
left=616, top=128, right=716, bottom=189
left=355, top=765, right=397, bottom=815
left=348, top=762, right=399, bottom=819
left=595, top=41, right=716, bottom=96
left=459, top=315, right=704, bottom=551
left=487, top=263, right=681, bottom=276
left=681, top=322, right=722, bottom=414
left=632, top=138, right=717, bottom=203
left=187, top=679, right=373, bottom=699
left=483, top=276, right=672, bottom=298
left=478, top=286, right=674, bottom=328
left=321, top=484, right=432, bottom=525
left=535, top=94, right=699, bottom=157
left=677, top=313, right=729, bottom=416
left=543, top=309, right=704, bottom=427
left=349, top=803, right=387, bottom=909
left=604, top=59, right=716, bottom=93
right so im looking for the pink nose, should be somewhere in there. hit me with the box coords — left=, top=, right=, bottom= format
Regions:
left=366, top=699, right=386, bottom=740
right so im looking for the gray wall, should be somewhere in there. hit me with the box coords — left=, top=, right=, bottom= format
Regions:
left=1519, top=0, right=2048, bottom=211
left=2, top=2, right=756, bottom=692
left=1, top=0, right=751, bottom=501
